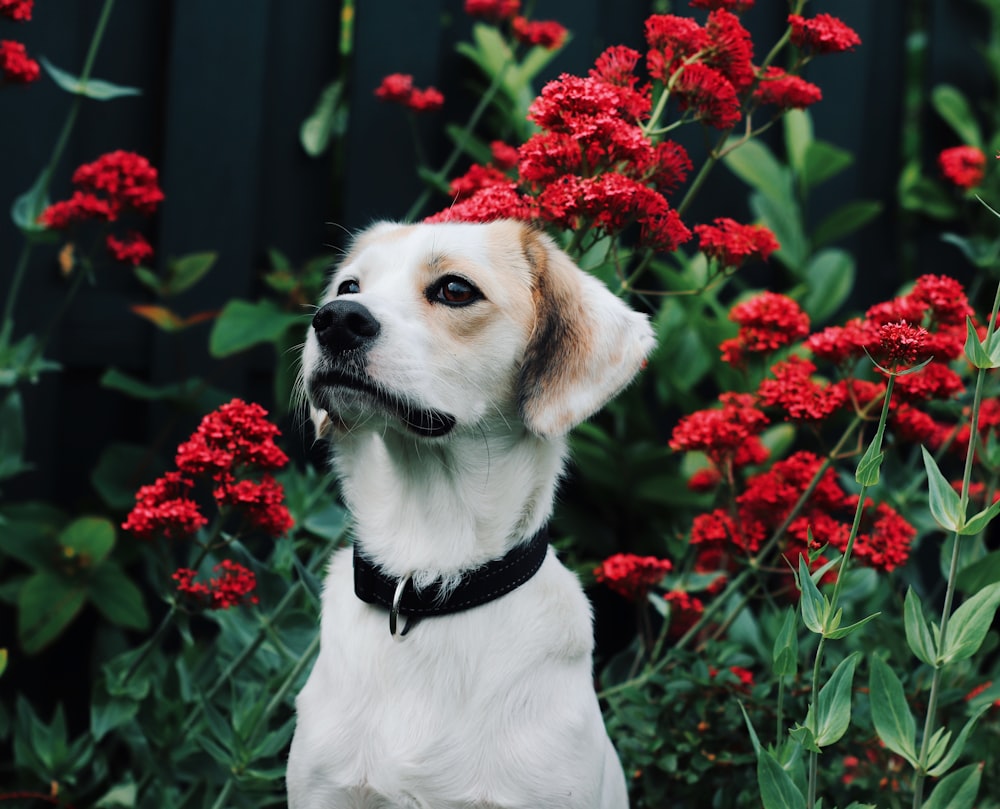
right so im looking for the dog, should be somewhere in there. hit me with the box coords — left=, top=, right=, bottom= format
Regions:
left=287, top=219, right=654, bottom=808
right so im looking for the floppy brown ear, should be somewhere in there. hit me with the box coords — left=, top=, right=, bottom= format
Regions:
left=517, top=227, right=656, bottom=438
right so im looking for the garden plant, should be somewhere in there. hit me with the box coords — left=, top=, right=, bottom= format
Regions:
left=2, top=0, right=1000, bottom=808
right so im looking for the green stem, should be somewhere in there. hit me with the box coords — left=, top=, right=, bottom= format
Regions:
left=911, top=281, right=1000, bottom=809
left=403, top=59, right=512, bottom=223
left=1, top=0, right=117, bottom=330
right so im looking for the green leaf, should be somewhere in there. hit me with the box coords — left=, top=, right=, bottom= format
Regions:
left=208, top=298, right=304, bottom=357
left=898, top=161, right=960, bottom=219
left=445, top=124, right=493, bottom=165
left=90, top=690, right=139, bottom=743
left=58, top=517, right=115, bottom=567
left=812, top=200, right=882, bottom=248
left=0, top=391, right=31, bottom=481
left=99, top=367, right=204, bottom=404
left=825, top=611, right=880, bottom=640
left=931, top=85, right=983, bottom=149
left=813, top=652, right=860, bottom=746
left=784, top=108, right=813, bottom=177
left=87, top=563, right=150, bottom=631
left=772, top=607, right=799, bottom=678
left=798, top=249, right=855, bottom=324
left=855, top=434, right=884, bottom=486
left=797, top=556, right=826, bottom=635
left=757, top=747, right=806, bottom=809
left=940, top=582, right=1000, bottom=663
left=10, top=167, right=51, bottom=233
left=956, top=548, right=1000, bottom=592
left=928, top=703, right=990, bottom=777
left=0, top=648, right=7, bottom=677
left=751, top=192, right=808, bottom=272
left=801, top=141, right=854, bottom=191
left=922, top=446, right=965, bottom=533
left=18, top=571, right=87, bottom=655
left=922, top=762, right=982, bottom=809
left=41, top=57, right=141, bottom=100
left=869, top=654, right=918, bottom=766
left=723, top=138, right=792, bottom=203
left=904, top=587, right=937, bottom=665
left=964, top=316, right=997, bottom=369
left=300, top=78, right=348, bottom=157
left=959, top=499, right=1000, bottom=536
left=162, top=252, right=218, bottom=297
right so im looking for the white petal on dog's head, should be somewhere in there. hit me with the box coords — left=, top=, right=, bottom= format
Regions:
left=516, top=226, right=656, bottom=438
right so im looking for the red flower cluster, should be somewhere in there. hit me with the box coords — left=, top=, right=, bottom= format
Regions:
left=38, top=151, right=164, bottom=265
left=173, top=560, right=259, bottom=610
left=938, top=145, right=986, bottom=190
left=788, top=13, right=861, bottom=54
left=719, top=291, right=808, bottom=364
left=123, top=399, right=293, bottom=542
left=0, top=0, right=32, bottom=20
left=0, top=39, right=38, bottom=83
left=696, top=218, right=781, bottom=270
left=669, top=392, right=769, bottom=470
left=374, top=73, right=444, bottom=112
left=511, top=16, right=567, bottom=50
left=663, top=589, right=705, bottom=637
left=594, top=553, right=673, bottom=600
left=424, top=9, right=852, bottom=257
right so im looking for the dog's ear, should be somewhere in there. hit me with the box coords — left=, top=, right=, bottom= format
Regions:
left=517, top=227, right=656, bottom=438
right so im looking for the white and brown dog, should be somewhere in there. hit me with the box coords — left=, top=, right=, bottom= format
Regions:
left=287, top=219, right=653, bottom=809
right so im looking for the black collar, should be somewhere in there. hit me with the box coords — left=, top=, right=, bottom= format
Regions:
left=353, top=527, right=549, bottom=636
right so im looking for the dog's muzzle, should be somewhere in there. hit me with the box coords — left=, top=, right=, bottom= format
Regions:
left=308, top=300, right=458, bottom=438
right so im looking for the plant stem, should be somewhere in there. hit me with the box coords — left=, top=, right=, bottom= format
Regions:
left=403, top=60, right=512, bottom=223
left=911, top=279, right=1000, bottom=809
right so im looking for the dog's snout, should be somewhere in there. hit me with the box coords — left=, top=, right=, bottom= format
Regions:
left=312, top=300, right=381, bottom=353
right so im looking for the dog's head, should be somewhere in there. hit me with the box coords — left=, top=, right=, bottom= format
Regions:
left=302, top=220, right=655, bottom=441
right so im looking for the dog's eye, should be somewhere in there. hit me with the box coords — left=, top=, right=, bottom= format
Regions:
left=428, top=276, right=483, bottom=307
left=337, top=279, right=360, bottom=296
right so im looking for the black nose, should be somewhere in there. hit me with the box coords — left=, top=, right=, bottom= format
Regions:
left=312, top=300, right=381, bottom=354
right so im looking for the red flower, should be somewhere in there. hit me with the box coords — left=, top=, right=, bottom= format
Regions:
left=595, top=554, right=673, bottom=600
left=911, top=274, right=974, bottom=328
left=754, top=66, right=822, bottom=110
left=424, top=182, right=535, bottom=224
left=464, top=0, right=520, bottom=20
left=687, top=467, right=722, bottom=492
left=871, top=321, right=930, bottom=369
left=590, top=45, right=642, bottom=88
left=892, top=362, right=964, bottom=402
left=663, top=590, right=705, bottom=637
left=39, top=151, right=164, bottom=227
left=106, top=232, right=154, bottom=266
left=938, top=145, right=986, bottom=190
left=374, top=73, right=444, bottom=112
left=122, top=471, right=208, bottom=541
left=489, top=140, right=519, bottom=170
left=720, top=291, right=809, bottom=364
left=806, top=318, right=870, bottom=365
left=0, top=0, right=32, bottom=21
left=511, top=17, right=567, bottom=50
left=690, top=0, right=753, bottom=10
left=645, top=15, right=709, bottom=83
left=673, top=63, right=742, bottom=129
left=176, top=399, right=289, bottom=481
left=757, top=357, right=847, bottom=422
left=447, top=164, right=511, bottom=201
left=695, top=217, right=780, bottom=268
left=214, top=475, right=294, bottom=537
left=891, top=404, right=949, bottom=449
left=174, top=560, right=259, bottom=610
left=839, top=499, right=914, bottom=572
left=703, top=10, right=755, bottom=93
left=670, top=392, right=769, bottom=467
left=788, top=13, right=861, bottom=55
left=0, top=39, right=39, bottom=83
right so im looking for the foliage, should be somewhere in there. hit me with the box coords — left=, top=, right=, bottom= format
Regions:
left=2, top=1, right=1000, bottom=808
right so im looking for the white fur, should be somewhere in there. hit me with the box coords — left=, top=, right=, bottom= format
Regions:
left=288, top=220, right=654, bottom=808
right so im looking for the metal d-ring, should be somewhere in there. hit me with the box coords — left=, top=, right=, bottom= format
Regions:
left=389, top=571, right=414, bottom=639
